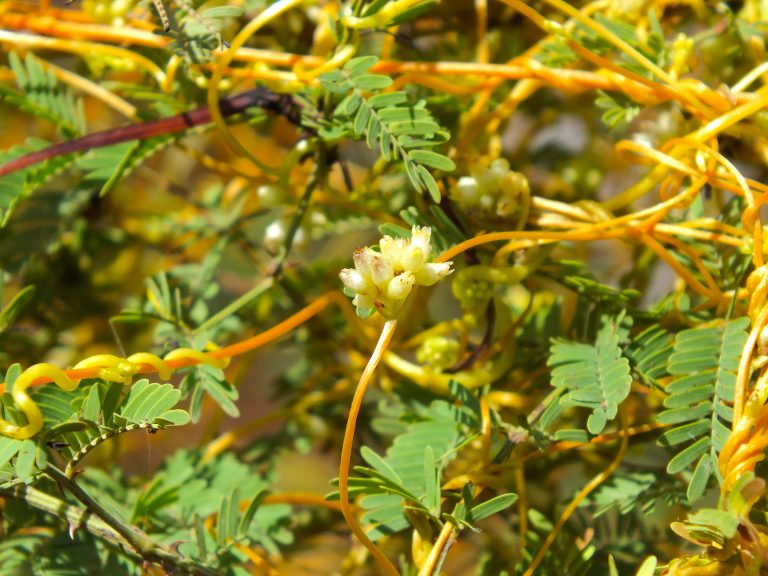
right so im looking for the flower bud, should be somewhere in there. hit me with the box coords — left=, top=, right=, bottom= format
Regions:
left=387, top=272, right=415, bottom=300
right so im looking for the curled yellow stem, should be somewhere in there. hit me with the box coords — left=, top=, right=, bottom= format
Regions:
left=163, top=348, right=229, bottom=370
left=733, top=306, right=768, bottom=427
left=126, top=353, right=172, bottom=381
left=0, top=364, right=79, bottom=439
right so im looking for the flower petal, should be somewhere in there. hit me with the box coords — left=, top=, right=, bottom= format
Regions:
left=353, top=293, right=374, bottom=310
left=352, top=247, right=375, bottom=274
left=387, top=272, right=415, bottom=300
left=410, top=225, right=432, bottom=257
left=380, top=235, right=407, bottom=270
left=414, top=262, right=453, bottom=286
left=368, top=250, right=394, bottom=290
left=339, top=268, right=370, bottom=293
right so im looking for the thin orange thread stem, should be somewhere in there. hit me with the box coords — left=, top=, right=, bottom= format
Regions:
left=417, top=521, right=454, bottom=576
left=232, top=543, right=279, bottom=576
left=211, top=292, right=337, bottom=359
left=10, top=292, right=346, bottom=391
left=480, top=393, right=492, bottom=466
left=339, top=319, right=400, bottom=576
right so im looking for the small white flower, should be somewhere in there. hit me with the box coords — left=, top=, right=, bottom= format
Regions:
left=339, top=226, right=453, bottom=319
left=401, top=245, right=425, bottom=272
left=369, top=251, right=395, bottom=290
left=264, top=221, right=285, bottom=245
left=379, top=236, right=407, bottom=269
left=264, top=220, right=306, bottom=252
left=339, top=269, right=369, bottom=293
left=387, top=272, right=415, bottom=300
left=409, top=226, right=432, bottom=257
left=414, top=262, right=452, bottom=286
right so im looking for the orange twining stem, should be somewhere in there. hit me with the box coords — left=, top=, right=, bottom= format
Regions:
left=1, top=8, right=757, bottom=110
left=0, top=292, right=359, bottom=439
left=7, top=291, right=345, bottom=390
left=210, top=292, right=340, bottom=359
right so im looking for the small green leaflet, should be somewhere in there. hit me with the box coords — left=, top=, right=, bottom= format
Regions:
left=656, top=317, right=749, bottom=503
left=115, top=379, right=191, bottom=427
left=319, top=56, right=454, bottom=202
left=548, top=316, right=632, bottom=434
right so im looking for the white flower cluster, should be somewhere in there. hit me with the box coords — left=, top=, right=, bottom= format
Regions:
left=451, top=158, right=529, bottom=218
left=340, top=226, right=453, bottom=319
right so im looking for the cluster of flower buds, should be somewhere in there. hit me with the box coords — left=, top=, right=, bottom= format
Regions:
left=340, top=226, right=453, bottom=319
left=416, top=336, right=460, bottom=370
left=451, top=158, right=529, bottom=218
left=82, top=0, right=137, bottom=26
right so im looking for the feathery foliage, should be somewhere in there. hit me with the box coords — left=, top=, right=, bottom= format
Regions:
left=0, top=368, right=191, bottom=487
left=317, top=56, right=455, bottom=202
left=0, top=52, right=84, bottom=139
left=656, top=318, right=749, bottom=503
left=2, top=0, right=768, bottom=574
left=547, top=316, right=633, bottom=434
left=336, top=383, right=493, bottom=541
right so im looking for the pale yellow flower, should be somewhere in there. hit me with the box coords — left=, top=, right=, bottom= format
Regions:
left=340, top=226, right=452, bottom=319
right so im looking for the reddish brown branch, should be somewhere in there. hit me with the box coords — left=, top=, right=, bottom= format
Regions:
left=0, top=88, right=302, bottom=177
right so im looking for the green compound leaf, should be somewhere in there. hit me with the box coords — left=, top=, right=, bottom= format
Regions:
left=343, top=55, right=378, bottom=75
left=30, top=377, right=190, bottom=476
left=548, top=316, right=632, bottom=434
left=360, top=445, right=402, bottom=485
left=201, top=6, right=243, bottom=19
left=635, top=556, right=658, bottom=576
left=0, top=285, right=35, bottom=332
left=409, top=149, right=456, bottom=172
left=336, top=396, right=476, bottom=541
left=115, top=379, right=185, bottom=426
left=2, top=52, right=84, bottom=139
left=319, top=56, right=454, bottom=201
left=624, top=325, right=674, bottom=388
left=76, top=134, right=179, bottom=197
left=0, top=436, right=24, bottom=471
left=656, top=317, right=748, bottom=502
left=0, top=138, right=79, bottom=227
left=353, top=74, right=393, bottom=91
left=216, top=487, right=241, bottom=547
left=423, top=446, right=440, bottom=515
left=587, top=471, right=670, bottom=517
left=369, top=92, right=409, bottom=108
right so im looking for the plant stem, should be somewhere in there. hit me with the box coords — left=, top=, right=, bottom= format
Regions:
left=194, top=277, right=274, bottom=336
left=417, top=521, right=454, bottom=576
left=45, top=465, right=216, bottom=575
left=1, top=483, right=129, bottom=546
left=195, top=139, right=324, bottom=339
left=339, top=318, right=400, bottom=576
left=522, top=411, right=629, bottom=576
left=0, top=88, right=301, bottom=178
left=272, top=141, right=325, bottom=278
